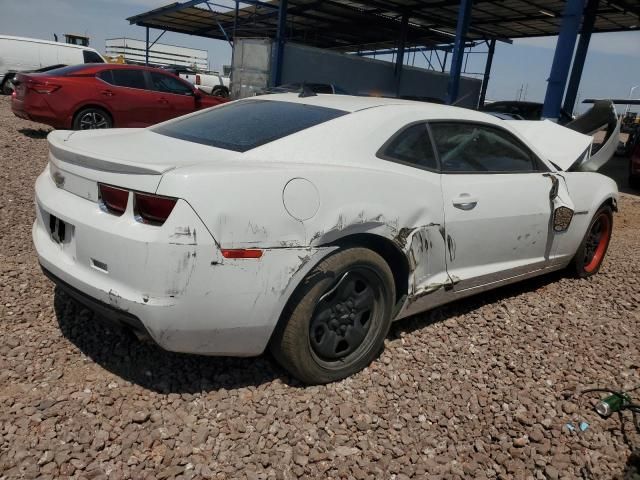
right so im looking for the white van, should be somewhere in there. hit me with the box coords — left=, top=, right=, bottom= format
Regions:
left=0, top=35, right=105, bottom=94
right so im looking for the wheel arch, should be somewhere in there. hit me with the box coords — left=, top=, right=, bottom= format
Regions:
left=266, top=233, right=410, bottom=355
left=600, top=195, right=617, bottom=213
left=322, top=233, right=409, bottom=306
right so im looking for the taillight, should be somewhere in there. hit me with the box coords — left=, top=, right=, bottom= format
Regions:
left=196, top=74, right=201, bottom=85
left=134, top=192, right=177, bottom=225
left=28, top=81, right=61, bottom=94
left=99, top=183, right=128, bottom=216
left=221, top=249, right=264, bottom=259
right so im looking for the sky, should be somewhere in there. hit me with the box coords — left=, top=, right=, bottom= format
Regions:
left=1, top=0, right=639, bottom=114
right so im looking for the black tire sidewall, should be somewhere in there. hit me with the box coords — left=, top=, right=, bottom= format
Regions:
left=572, top=205, right=613, bottom=278
left=1, top=76, right=15, bottom=95
left=271, top=248, right=395, bottom=385
left=212, top=86, right=229, bottom=98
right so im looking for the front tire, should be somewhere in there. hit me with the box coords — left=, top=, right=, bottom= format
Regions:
left=270, top=248, right=395, bottom=385
left=571, top=205, right=613, bottom=278
left=72, top=107, right=112, bottom=130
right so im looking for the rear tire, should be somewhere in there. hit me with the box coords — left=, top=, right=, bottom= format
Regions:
left=570, top=205, right=613, bottom=278
left=1, top=75, right=15, bottom=95
left=211, top=86, right=229, bottom=98
left=270, top=247, right=395, bottom=385
left=72, top=107, right=112, bottom=130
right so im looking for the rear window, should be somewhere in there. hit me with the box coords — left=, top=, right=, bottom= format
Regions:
left=37, top=64, right=90, bottom=76
left=152, top=100, right=348, bottom=152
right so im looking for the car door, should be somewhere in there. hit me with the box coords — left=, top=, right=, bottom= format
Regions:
left=431, top=121, right=562, bottom=293
left=375, top=122, right=450, bottom=316
left=147, top=71, right=197, bottom=123
left=97, top=69, right=159, bottom=127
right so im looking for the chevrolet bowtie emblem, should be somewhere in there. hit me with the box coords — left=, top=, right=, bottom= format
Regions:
left=52, top=171, right=65, bottom=188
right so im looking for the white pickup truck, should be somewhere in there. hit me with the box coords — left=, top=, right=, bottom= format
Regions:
left=179, top=70, right=230, bottom=98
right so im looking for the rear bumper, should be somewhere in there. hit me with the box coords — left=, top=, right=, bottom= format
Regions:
left=42, top=266, right=153, bottom=342
left=34, top=167, right=331, bottom=356
left=11, top=95, right=68, bottom=128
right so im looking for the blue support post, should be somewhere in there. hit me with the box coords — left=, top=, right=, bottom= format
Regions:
left=478, top=39, right=495, bottom=107
left=563, top=0, right=599, bottom=115
left=542, top=0, right=585, bottom=119
left=447, top=0, right=473, bottom=104
left=272, top=0, right=288, bottom=87
left=145, top=27, right=149, bottom=66
left=395, top=10, right=409, bottom=96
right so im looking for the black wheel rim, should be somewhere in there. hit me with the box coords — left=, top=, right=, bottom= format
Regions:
left=309, top=269, right=381, bottom=362
left=79, top=111, right=108, bottom=129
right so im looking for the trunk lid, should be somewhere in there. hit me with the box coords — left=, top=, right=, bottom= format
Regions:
left=505, top=100, right=620, bottom=172
left=506, top=119, right=592, bottom=171
left=47, top=128, right=241, bottom=201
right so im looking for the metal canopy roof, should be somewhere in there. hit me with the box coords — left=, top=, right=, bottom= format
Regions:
left=128, top=0, right=640, bottom=51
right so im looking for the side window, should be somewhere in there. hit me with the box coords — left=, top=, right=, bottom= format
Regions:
left=83, top=50, right=104, bottom=63
left=149, top=72, right=193, bottom=95
left=430, top=122, right=538, bottom=173
left=379, top=123, right=438, bottom=170
left=110, top=69, right=147, bottom=90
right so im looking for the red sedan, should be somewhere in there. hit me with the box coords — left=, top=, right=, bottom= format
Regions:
left=11, top=64, right=228, bottom=129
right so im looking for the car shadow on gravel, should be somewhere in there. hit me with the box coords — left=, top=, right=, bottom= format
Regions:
left=53, top=270, right=568, bottom=394
left=53, top=288, right=290, bottom=393
left=390, top=269, right=566, bottom=339
left=18, top=128, right=51, bottom=139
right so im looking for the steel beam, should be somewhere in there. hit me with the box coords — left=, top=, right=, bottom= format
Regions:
left=563, top=0, right=599, bottom=115
left=542, top=0, right=585, bottom=119
left=128, top=0, right=209, bottom=24
left=447, top=0, right=473, bottom=104
left=145, top=27, right=149, bottom=65
left=272, top=0, right=288, bottom=87
left=478, top=39, right=495, bottom=107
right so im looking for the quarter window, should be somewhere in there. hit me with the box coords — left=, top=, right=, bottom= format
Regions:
left=379, top=123, right=438, bottom=170
left=149, top=72, right=193, bottom=95
left=430, top=122, right=538, bottom=173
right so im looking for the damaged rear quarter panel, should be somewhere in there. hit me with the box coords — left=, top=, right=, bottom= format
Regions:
left=156, top=154, right=447, bottom=320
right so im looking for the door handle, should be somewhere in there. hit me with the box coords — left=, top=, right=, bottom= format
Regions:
left=157, top=98, right=169, bottom=104
left=452, top=195, right=478, bottom=210
left=100, top=90, right=114, bottom=96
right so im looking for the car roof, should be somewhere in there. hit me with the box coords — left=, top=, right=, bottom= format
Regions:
left=256, top=93, right=501, bottom=123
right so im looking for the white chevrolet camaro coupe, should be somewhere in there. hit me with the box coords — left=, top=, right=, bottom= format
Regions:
left=34, top=93, right=619, bottom=384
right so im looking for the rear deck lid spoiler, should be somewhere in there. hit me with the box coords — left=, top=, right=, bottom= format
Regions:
left=47, top=128, right=242, bottom=176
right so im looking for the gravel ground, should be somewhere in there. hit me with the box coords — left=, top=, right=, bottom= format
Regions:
left=1, top=95, right=639, bottom=480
